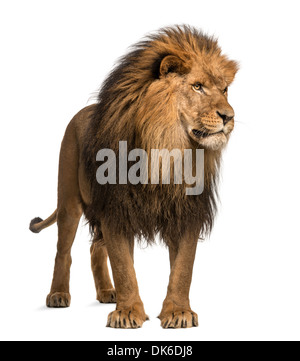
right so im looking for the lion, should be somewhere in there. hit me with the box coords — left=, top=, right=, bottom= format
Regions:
left=29, top=25, right=238, bottom=329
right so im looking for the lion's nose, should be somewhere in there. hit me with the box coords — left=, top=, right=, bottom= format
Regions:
left=216, top=110, right=234, bottom=125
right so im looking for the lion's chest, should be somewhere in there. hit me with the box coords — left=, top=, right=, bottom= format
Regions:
left=101, top=184, right=208, bottom=242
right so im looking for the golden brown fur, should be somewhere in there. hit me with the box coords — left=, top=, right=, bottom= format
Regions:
left=30, top=25, right=238, bottom=328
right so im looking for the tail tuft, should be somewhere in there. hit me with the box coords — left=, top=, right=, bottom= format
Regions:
left=29, top=217, right=43, bottom=233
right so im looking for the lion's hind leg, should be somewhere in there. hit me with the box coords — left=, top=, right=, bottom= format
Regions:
left=46, top=121, right=82, bottom=308
left=90, top=239, right=116, bottom=303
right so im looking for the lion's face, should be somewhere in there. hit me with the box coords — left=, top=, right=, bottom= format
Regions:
left=177, top=63, right=236, bottom=151
left=159, top=54, right=238, bottom=151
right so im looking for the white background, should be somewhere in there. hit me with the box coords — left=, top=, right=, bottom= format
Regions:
left=1, top=0, right=300, bottom=341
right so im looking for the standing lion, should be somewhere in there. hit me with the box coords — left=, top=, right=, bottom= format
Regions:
left=30, top=25, right=238, bottom=328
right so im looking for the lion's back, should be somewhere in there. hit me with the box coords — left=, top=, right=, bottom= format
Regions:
left=72, top=104, right=98, bottom=149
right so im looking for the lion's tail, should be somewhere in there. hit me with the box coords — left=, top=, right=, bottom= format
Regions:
left=29, top=210, right=57, bottom=234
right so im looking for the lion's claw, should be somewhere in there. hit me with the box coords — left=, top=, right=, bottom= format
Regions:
left=46, top=292, right=71, bottom=308
left=159, top=310, right=198, bottom=329
left=97, top=288, right=116, bottom=303
left=106, top=308, right=148, bottom=329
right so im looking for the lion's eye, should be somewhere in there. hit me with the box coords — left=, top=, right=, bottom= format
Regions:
left=223, top=87, right=228, bottom=94
left=192, top=83, right=204, bottom=93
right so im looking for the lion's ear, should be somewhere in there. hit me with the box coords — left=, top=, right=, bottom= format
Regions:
left=222, top=59, right=239, bottom=84
left=159, top=55, right=189, bottom=77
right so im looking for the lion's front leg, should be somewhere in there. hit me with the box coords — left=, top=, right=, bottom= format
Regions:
left=102, top=223, right=148, bottom=328
left=159, top=229, right=199, bottom=328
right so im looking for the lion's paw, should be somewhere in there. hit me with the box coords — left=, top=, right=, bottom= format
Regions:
left=106, top=307, right=149, bottom=329
left=46, top=292, right=71, bottom=308
left=97, top=288, right=116, bottom=303
left=159, top=310, right=198, bottom=329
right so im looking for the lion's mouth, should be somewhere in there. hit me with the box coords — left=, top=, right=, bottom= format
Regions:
left=191, top=129, right=224, bottom=138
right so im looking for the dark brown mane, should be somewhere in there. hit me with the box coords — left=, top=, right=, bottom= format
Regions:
left=82, top=25, right=223, bottom=245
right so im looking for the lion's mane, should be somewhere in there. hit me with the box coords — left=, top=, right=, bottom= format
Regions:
left=82, top=26, right=223, bottom=245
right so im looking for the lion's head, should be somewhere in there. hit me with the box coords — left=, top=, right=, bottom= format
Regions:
left=127, top=26, right=239, bottom=154
left=171, top=55, right=237, bottom=151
